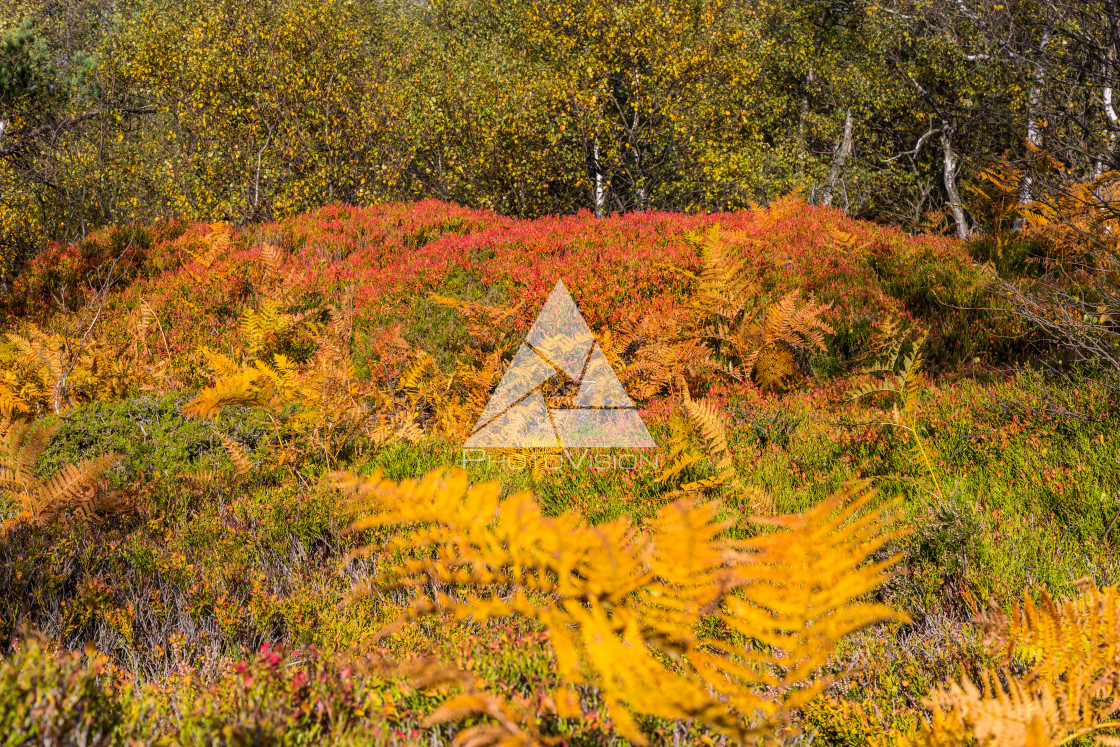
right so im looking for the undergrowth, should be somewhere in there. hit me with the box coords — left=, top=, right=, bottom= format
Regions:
left=0, top=197, right=1117, bottom=745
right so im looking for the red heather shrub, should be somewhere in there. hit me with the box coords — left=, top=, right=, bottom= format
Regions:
left=5, top=197, right=994, bottom=384
left=1, top=221, right=190, bottom=322
left=263, top=199, right=505, bottom=261
left=247, top=196, right=982, bottom=346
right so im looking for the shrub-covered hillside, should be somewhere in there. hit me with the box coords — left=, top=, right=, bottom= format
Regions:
left=0, top=198, right=1118, bottom=745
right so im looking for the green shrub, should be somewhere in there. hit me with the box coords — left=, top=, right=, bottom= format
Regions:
left=38, top=393, right=266, bottom=483
left=0, top=637, right=122, bottom=746
left=128, top=644, right=395, bottom=747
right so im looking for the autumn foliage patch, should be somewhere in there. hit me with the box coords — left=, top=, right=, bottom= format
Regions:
left=1, top=197, right=1116, bottom=745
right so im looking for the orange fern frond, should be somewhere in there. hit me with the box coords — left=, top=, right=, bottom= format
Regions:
left=911, top=584, right=1120, bottom=746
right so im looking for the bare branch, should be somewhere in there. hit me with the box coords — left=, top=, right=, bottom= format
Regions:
left=0, top=107, right=155, bottom=158
left=886, top=124, right=941, bottom=163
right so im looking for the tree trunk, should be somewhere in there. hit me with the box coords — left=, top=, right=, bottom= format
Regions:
left=941, top=125, right=970, bottom=240
left=1021, top=29, right=1049, bottom=203
left=821, top=108, right=853, bottom=208
left=796, top=67, right=814, bottom=178
left=630, top=108, right=645, bottom=210
left=1100, top=3, right=1120, bottom=177
left=593, top=134, right=605, bottom=218
left=1099, top=83, right=1119, bottom=178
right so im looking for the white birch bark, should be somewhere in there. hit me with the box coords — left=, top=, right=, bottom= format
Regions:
left=1021, top=30, right=1049, bottom=203
left=593, top=135, right=605, bottom=218
left=1098, top=84, right=1119, bottom=178
left=941, top=126, right=971, bottom=240
left=821, top=108, right=853, bottom=208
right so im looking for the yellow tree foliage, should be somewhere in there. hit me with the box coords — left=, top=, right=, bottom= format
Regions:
left=522, top=0, right=762, bottom=212
left=110, top=0, right=402, bottom=222
left=330, top=466, right=907, bottom=744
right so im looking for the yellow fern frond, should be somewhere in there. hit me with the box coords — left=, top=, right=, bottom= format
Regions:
left=917, top=670, right=1056, bottom=746
left=598, top=311, right=707, bottom=401
left=682, top=398, right=735, bottom=478
left=180, top=469, right=224, bottom=487
left=857, top=316, right=908, bottom=368
left=742, top=291, right=834, bottom=392
left=751, top=342, right=797, bottom=392
left=830, top=228, right=871, bottom=261
left=399, top=351, right=439, bottom=392
left=335, top=467, right=902, bottom=743
left=0, top=381, right=32, bottom=418
left=183, top=370, right=272, bottom=419
left=912, top=584, right=1120, bottom=746
left=657, top=387, right=773, bottom=515
left=0, top=416, right=59, bottom=492
left=200, top=348, right=241, bottom=379
left=136, top=298, right=156, bottom=347
left=640, top=497, right=738, bottom=649
left=847, top=334, right=942, bottom=497
left=429, top=293, right=519, bottom=354
left=699, top=479, right=908, bottom=717
left=187, top=224, right=232, bottom=270
left=260, top=243, right=285, bottom=281
left=689, top=224, right=760, bottom=326
left=3, top=447, right=123, bottom=530
left=687, top=228, right=834, bottom=392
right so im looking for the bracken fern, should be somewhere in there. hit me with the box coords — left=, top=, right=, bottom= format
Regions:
left=0, top=417, right=124, bottom=531
left=330, top=466, right=907, bottom=744
left=685, top=225, right=835, bottom=392
left=909, top=583, right=1120, bottom=746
